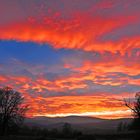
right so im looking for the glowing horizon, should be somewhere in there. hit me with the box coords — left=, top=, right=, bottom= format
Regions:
left=33, top=110, right=132, bottom=119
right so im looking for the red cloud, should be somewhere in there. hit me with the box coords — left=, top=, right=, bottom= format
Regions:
left=0, top=0, right=140, bottom=54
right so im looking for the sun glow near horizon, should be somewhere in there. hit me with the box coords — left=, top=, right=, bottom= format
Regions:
left=33, top=110, right=132, bottom=119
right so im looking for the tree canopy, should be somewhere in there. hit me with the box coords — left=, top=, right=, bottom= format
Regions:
left=0, top=87, right=28, bottom=135
left=124, top=92, right=140, bottom=131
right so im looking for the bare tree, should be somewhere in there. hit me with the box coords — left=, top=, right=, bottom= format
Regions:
left=124, top=92, right=140, bottom=130
left=0, top=87, right=28, bottom=135
left=124, top=92, right=140, bottom=118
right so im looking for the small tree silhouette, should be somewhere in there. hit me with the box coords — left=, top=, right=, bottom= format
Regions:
left=124, top=92, right=140, bottom=140
left=62, top=123, right=72, bottom=137
left=125, top=92, right=140, bottom=119
left=0, top=87, right=28, bottom=135
left=62, top=123, right=72, bottom=133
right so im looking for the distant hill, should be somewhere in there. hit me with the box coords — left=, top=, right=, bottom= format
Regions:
left=24, top=116, right=132, bottom=134
left=25, top=116, right=105, bottom=124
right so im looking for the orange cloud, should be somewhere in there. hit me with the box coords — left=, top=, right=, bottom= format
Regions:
left=0, top=6, right=140, bottom=54
left=0, top=73, right=134, bottom=119
left=0, top=75, right=7, bottom=82
left=73, top=57, right=140, bottom=75
left=0, top=74, right=87, bottom=93
left=1, top=56, right=140, bottom=94
left=24, top=94, right=132, bottom=119
left=65, top=56, right=140, bottom=86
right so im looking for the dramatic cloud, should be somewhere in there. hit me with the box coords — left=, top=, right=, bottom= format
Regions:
left=0, top=51, right=139, bottom=118
left=0, top=0, right=140, bottom=53
left=26, top=94, right=131, bottom=119
left=0, top=0, right=140, bottom=118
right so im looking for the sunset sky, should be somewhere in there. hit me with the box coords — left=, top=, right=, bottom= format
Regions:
left=0, top=0, right=140, bottom=119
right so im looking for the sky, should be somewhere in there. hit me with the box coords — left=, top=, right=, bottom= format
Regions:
left=0, top=0, right=140, bottom=119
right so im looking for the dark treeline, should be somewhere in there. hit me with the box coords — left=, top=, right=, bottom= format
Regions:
left=5, top=123, right=83, bottom=139
left=0, top=122, right=97, bottom=140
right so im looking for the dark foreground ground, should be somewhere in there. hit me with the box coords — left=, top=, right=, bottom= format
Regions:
left=0, top=132, right=137, bottom=140
left=0, top=116, right=138, bottom=140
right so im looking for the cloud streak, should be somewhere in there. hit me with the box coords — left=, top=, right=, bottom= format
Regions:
left=0, top=0, right=140, bottom=53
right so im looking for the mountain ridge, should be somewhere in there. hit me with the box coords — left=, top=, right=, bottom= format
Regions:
left=24, top=115, right=132, bottom=133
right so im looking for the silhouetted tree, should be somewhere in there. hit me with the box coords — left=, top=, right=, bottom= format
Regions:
left=124, top=92, right=140, bottom=140
left=62, top=123, right=72, bottom=134
left=0, top=87, right=28, bottom=135
left=125, top=92, right=140, bottom=119
left=124, top=92, right=140, bottom=130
